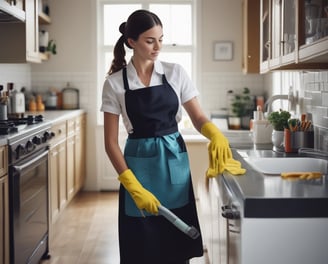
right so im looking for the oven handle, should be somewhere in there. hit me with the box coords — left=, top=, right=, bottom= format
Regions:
left=12, top=150, right=48, bottom=173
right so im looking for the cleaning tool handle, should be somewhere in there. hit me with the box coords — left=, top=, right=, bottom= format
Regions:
left=158, top=205, right=200, bottom=239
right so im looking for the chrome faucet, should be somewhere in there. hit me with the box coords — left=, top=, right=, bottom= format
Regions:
left=264, top=89, right=298, bottom=115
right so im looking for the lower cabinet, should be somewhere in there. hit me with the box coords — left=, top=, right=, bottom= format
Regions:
left=48, top=113, right=86, bottom=227
left=0, top=146, right=9, bottom=264
left=75, top=114, right=86, bottom=192
left=49, top=139, right=67, bottom=224
left=66, top=134, right=75, bottom=202
left=0, top=176, right=9, bottom=264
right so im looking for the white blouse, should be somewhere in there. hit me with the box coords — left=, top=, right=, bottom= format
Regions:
left=100, top=59, right=199, bottom=134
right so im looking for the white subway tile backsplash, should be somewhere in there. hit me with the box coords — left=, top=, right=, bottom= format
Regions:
left=201, top=72, right=265, bottom=114
left=0, top=64, right=31, bottom=90
left=322, top=91, right=328, bottom=107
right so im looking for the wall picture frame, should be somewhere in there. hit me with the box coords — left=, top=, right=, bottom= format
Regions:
left=214, top=41, right=233, bottom=61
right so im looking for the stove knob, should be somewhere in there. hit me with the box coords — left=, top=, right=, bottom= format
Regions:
left=43, top=131, right=52, bottom=142
left=33, top=135, right=42, bottom=145
left=15, top=144, right=26, bottom=159
left=25, top=140, right=35, bottom=153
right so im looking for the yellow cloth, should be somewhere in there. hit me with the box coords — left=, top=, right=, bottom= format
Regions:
left=118, top=169, right=160, bottom=215
left=201, top=122, right=246, bottom=177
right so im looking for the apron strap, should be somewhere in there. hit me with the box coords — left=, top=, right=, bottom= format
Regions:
left=123, top=67, right=129, bottom=91
left=123, top=66, right=167, bottom=90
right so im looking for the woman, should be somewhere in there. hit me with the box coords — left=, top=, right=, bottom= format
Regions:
left=101, top=9, right=245, bottom=264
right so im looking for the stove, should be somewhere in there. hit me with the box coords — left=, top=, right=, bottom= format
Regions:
left=7, top=114, right=53, bottom=264
left=0, top=115, right=45, bottom=135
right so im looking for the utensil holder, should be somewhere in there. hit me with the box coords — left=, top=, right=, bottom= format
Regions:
left=284, top=130, right=314, bottom=153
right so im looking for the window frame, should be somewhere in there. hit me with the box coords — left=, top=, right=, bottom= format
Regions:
left=97, top=0, right=198, bottom=125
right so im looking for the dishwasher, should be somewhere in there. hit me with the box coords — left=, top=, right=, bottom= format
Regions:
left=218, top=176, right=241, bottom=264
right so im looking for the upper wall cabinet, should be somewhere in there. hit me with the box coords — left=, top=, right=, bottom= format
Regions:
left=260, top=0, right=328, bottom=73
left=0, top=0, right=51, bottom=63
left=0, top=0, right=25, bottom=22
left=242, top=0, right=260, bottom=73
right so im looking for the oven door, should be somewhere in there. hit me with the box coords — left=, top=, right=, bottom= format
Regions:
left=9, top=149, right=49, bottom=264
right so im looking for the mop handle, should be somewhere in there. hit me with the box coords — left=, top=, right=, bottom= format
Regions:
left=158, top=205, right=200, bottom=239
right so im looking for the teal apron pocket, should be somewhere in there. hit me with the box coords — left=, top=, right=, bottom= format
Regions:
left=123, top=135, right=191, bottom=217
left=168, top=152, right=190, bottom=185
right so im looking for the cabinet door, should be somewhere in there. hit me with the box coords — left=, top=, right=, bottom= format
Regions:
left=0, top=146, right=7, bottom=177
left=49, top=146, right=60, bottom=223
left=0, top=175, right=9, bottom=264
left=242, top=0, right=260, bottom=73
left=25, top=0, right=41, bottom=62
left=74, top=115, right=86, bottom=192
left=298, top=0, right=328, bottom=64
left=270, top=0, right=282, bottom=67
left=58, top=141, right=67, bottom=209
left=66, top=135, right=75, bottom=202
left=260, top=0, right=271, bottom=72
left=49, top=139, right=67, bottom=223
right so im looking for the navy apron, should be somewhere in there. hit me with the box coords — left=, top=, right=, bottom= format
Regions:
left=118, top=67, right=203, bottom=264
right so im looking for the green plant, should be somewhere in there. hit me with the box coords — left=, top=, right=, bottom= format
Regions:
left=267, top=109, right=291, bottom=131
left=231, top=87, right=253, bottom=117
left=47, top=40, right=57, bottom=55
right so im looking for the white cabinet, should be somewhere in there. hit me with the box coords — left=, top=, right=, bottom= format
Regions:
left=260, top=0, right=328, bottom=73
left=0, top=0, right=51, bottom=63
left=25, top=0, right=40, bottom=62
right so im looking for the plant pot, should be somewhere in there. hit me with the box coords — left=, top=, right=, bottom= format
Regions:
left=272, top=130, right=284, bottom=152
left=228, top=117, right=241, bottom=130
left=241, top=116, right=251, bottom=129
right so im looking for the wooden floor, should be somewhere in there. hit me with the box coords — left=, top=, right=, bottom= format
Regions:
left=41, top=191, right=209, bottom=264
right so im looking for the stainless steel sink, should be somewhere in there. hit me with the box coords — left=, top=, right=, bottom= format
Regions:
left=243, top=156, right=328, bottom=175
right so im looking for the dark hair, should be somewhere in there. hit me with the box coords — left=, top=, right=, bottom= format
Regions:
left=108, top=9, right=162, bottom=74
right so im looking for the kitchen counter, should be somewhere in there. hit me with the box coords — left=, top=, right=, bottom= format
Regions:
left=29, top=109, right=86, bottom=124
left=0, top=110, right=86, bottom=146
left=220, top=148, right=328, bottom=218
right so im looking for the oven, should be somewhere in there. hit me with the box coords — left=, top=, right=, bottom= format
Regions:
left=7, top=118, right=53, bottom=264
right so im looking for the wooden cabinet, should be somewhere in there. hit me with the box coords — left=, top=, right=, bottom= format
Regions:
left=242, top=0, right=260, bottom=73
left=66, top=132, right=75, bottom=202
left=74, top=114, right=86, bottom=192
left=0, top=0, right=51, bottom=63
left=66, top=114, right=87, bottom=201
left=0, top=146, right=9, bottom=264
left=49, top=121, right=67, bottom=224
left=48, top=113, right=86, bottom=225
left=260, top=0, right=328, bottom=73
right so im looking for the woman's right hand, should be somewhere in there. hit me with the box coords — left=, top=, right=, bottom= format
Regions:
left=118, top=169, right=161, bottom=215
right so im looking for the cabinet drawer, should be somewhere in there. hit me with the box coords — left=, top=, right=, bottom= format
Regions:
left=50, top=122, right=67, bottom=145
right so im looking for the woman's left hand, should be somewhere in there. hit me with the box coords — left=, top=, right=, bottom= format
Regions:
left=201, top=122, right=246, bottom=177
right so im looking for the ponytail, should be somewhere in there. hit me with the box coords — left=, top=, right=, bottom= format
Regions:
left=108, top=22, right=129, bottom=74
left=108, top=35, right=126, bottom=74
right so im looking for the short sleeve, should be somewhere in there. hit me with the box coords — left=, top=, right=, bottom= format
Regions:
left=100, top=78, right=122, bottom=115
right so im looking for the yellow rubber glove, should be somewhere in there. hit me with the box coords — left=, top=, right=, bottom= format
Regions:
left=201, top=122, right=246, bottom=177
left=118, top=169, right=160, bottom=215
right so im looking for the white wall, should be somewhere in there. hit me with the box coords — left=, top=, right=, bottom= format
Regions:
left=31, top=0, right=100, bottom=190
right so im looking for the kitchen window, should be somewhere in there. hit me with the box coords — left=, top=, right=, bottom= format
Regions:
left=97, top=0, right=197, bottom=124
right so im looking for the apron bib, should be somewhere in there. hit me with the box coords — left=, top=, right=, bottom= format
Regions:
left=122, top=68, right=191, bottom=217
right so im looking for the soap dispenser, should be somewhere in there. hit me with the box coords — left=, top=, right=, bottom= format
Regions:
left=252, top=106, right=273, bottom=144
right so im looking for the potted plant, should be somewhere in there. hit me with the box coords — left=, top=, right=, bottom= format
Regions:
left=267, top=109, right=291, bottom=151
left=230, top=87, right=254, bottom=129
